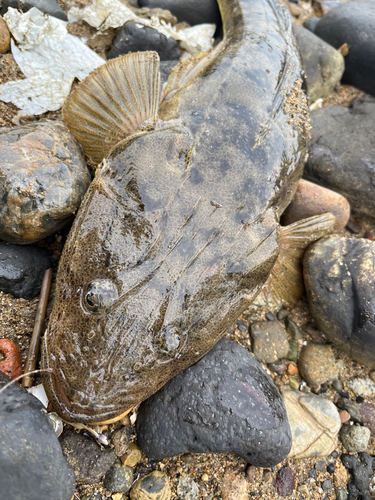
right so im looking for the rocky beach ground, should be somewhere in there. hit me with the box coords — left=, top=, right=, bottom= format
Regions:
left=0, top=0, right=375, bottom=499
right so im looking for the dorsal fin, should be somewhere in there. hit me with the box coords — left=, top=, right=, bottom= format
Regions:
left=253, top=213, right=336, bottom=309
left=63, top=52, right=161, bottom=164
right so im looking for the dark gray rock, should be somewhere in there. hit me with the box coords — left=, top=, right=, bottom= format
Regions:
left=59, top=428, right=116, bottom=485
left=107, top=21, right=180, bottom=61
left=304, top=236, right=375, bottom=368
left=250, top=320, right=289, bottom=364
left=314, top=1, right=375, bottom=96
left=336, top=398, right=362, bottom=423
left=160, top=60, right=177, bottom=86
left=136, top=338, right=292, bottom=467
left=1, top=0, right=67, bottom=20
left=0, top=121, right=91, bottom=244
left=0, top=372, right=75, bottom=500
left=303, top=17, right=320, bottom=33
left=0, top=242, right=51, bottom=299
left=137, top=0, right=220, bottom=26
left=103, top=460, right=133, bottom=493
left=304, top=95, right=375, bottom=218
left=342, top=453, right=374, bottom=498
left=293, top=25, right=344, bottom=103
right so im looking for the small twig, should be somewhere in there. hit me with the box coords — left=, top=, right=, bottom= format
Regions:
left=0, top=368, right=53, bottom=395
left=22, top=268, right=53, bottom=388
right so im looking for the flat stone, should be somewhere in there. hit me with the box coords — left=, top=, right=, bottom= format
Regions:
left=130, top=471, right=171, bottom=500
left=250, top=320, right=289, bottom=364
left=221, top=471, right=249, bottom=500
left=298, top=343, right=338, bottom=389
left=136, top=338, right=292, bottom=468
left=103, top=460, right=133, bottom=493
left=314, top=1, right=375, bottom=96
left=0, top=372, right=75, bottom=500
left=304, top=96, right=375, bottom=219
left=293, top=25, right=344, bottom=103
left=281, top=179, right=350, bottom=232
left=274, top=466, right=295, bottom=497
left=137, top=0, right=220, bottom=26
left=107, top=21, right=180, bottom=61
left=340, top=425, right=371, bottom=453
left=282, top=388, right=341, bottom=459
left=176, top=475, right=199, bottom=500
left=59, top=428, right=116, bottom=485
left=304, top=236, right=375, bottom=368
left=0, top=242, right=51, bottom=299
left=0, top=121, right=91, bottom=244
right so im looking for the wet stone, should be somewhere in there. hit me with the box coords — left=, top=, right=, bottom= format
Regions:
left=282, top=388, right=341, bottom=459
left=59, top=428, right=116, bottom=485
left=137, top=0, right=221, bottom=26
left=314, top=1, right=375, bottom=96
left=176, top=475, right=199, bottom=500
left=250, top=320, right=289, bottom=364
left=0, top=121, right=91, bottom=244
left=304, top=96, right=375, bottom=219
left=111, top=425, right=134, bottom=457
left=0, top=372, right=75, bottom=500
left=107, top=21, right=180, bottom=61
left=335, top=489, right=347, bottom=500
left=274, top=466, right=295, bottom=497
left=130, top=471, right=171, bottom=500
left=136, top=338, right=292, bottom=468
left=103, top=460, right=133, bottom=493
left=341, top=453, right=374, bottom=496
left=285, top=341, right=299, bottom=363
left=304, top=236, right=375, bottom=368
left=340, top=425, right=371, bottom=453
left=292, top=25, right=344, bottom=103
left=298, top=343, right=338, bottom=389
left=303, top=16, right=320, bottom=32
left=281, top=179, right=350, bottom=232
left=0, top=242, right=51, bottom=299
left=286, top=319, right=304, bottom=341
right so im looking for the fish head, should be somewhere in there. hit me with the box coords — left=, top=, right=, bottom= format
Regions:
left=42, top=126, right=280, bottom=424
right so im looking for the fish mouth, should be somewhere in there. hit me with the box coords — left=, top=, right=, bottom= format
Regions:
left=41, top=347, right=133, bottom=424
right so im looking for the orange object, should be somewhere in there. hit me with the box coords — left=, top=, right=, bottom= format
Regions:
left=287, top=363, right=299, bottom=376
left=0, top=339, right=23, bottom=379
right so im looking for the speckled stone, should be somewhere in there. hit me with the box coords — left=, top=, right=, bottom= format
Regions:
left=340, top=425, right=371, bottom=453
left=221, top=471, right=249, bottom=500
left=250, top=320, right=289, bottom=364
left=346, top=377, right=375, bottom=397
left=298, top=343, right=338, bottom=389
left=304, top=236, right=375, bottom=368
left=130, top=471, right=171, bottom=500
left=103, top=460, right=133, bottom=493
left=136, top=338, right=292, bottom=467
left=176, top=475, right=199, bottom=500
left=282, top=388, right=341, bottom=459
left=360, top=403, right=375, bottom=437
left=0, top=121, right=91, bottom=244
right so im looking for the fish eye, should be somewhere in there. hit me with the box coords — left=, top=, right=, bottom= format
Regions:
left=153, top=326, right=183, bottom=359
left=83, top=279, right=118, bottom=313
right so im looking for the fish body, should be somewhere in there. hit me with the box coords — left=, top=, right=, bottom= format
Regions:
left=42, top=0, right=309, bottom=423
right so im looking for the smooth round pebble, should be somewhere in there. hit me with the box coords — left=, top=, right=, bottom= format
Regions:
left=339, top=425, right=371, bottom=452
left=250, top=320, right=289, bottom=364
left=0, top=15, right=10, bottom=53
left=176, top=475, right=199, bottom=500
left=335, top=489, right=348, bottom=500
left=130, top=471, right=171, bottom=500
left=298, top=343, right=338, bottom=389
left=104, top=461, right=133, bottom=493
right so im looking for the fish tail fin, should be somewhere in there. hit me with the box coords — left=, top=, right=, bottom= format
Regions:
left=63, top=51, right=161, bottom=164
left=254, top=213, right=336, bottom=309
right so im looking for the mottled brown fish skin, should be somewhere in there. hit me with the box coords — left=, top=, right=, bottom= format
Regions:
left=42, top=0, right=309, bottom=423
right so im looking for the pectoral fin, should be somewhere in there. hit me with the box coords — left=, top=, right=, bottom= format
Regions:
left=254, top=213, right=336, bottom=308
left=63, top=52, right=161, bottom=164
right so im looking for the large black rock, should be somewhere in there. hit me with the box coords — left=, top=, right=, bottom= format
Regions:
left=0, top=0, right=67, bottom=20
left=304, top=236, right=375, bottom=369
left=137, top=0, right=221, bottom=26
left=0, top=242, right=51, bottom=299
left=136, top=338, right=292, bottom=467
left=107, top=21, right=180, bottom=61
left=0, top=372, right=75, bottom=500
left=293, top=24, right=344, bottom=103
left=304, top=95, right=375, bottom=218
left=314, top=1, right=375, bottom=96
